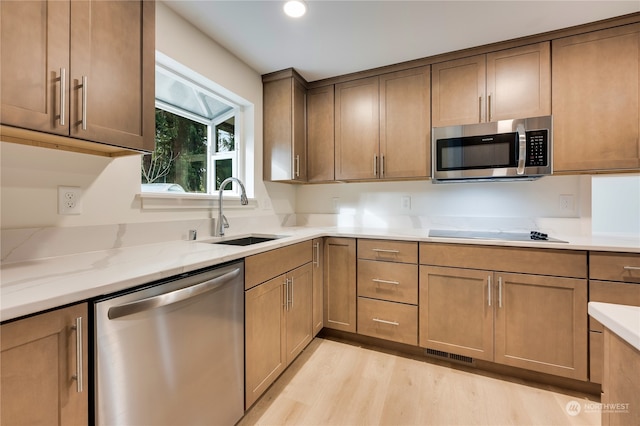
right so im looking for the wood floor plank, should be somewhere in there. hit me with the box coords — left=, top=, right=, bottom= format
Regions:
left=239, top=338, right=600, bottom=425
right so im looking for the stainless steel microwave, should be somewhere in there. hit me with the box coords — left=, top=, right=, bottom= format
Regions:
left=432, top=116, right=552, bottom=183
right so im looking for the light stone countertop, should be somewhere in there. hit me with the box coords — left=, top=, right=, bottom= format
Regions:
left=1, top=225, right=639, bottom=322
left=588, top=302, right=640, bottom=351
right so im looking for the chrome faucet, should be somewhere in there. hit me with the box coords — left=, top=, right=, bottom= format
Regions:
left=217, top=177, right=249, bottom=236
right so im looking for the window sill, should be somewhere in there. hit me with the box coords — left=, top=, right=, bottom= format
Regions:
left=138, top=192, right=257, bottom=210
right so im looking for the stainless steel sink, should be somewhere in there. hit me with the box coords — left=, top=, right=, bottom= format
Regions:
left=210, top=235, right=285, bottom=246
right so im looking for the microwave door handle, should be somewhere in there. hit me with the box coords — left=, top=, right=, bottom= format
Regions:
left=516, top=124, right=526, bottom=175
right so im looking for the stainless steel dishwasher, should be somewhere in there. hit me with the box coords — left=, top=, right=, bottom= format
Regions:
left=94, top=260, right=244, bottom=426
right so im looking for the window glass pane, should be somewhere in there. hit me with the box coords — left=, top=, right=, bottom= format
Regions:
left=142, top=109, right=208, bottom=193
left=214, top=158, right=233, bottom=190
left=216, top=117, right=235, bottom=153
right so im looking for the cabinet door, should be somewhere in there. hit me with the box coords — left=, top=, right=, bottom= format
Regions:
left=245, top=276, right=286, bottom=408
left=1, top=303, right=88, bottom=425
left=307, top=86, right=335, bottom=182
left=0, top=0, right=70, bottom=135
left=553, top=24, right=640, bottom=172
left=324, top=237, right=357, bottom=332
left=312, top=238, right=324, bottom=336
left=494, top=273, right=588, bottom=380
left=70, top=0, right=155, bottom=152
left=264, top=77, right=307, bottom=181
left=419, top=266, right=494, bottom=361
left=286, top=263, right=313, bottom=363
left=379, top=66, right=431, bottom=179
left=335, top=76, right=379, bottom=180
left=432, top=55, right=486, bottom=126
left=486, top=42, right=551, bottom=121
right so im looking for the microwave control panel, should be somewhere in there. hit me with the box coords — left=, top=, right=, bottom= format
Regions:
left=525, top=129, right=548, bottom=166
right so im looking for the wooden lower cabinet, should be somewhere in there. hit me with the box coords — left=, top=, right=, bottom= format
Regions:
left=245, top=262, right=313, bottom=408
left=601, top=328, right=640, bottom=426
left=357, top=297, right=417, bottom=346
left=323, top=237, right=357, bottom=332
left=312, top=238, right=324, bottom=336
left=1, top=303, right=89, bottom=425
left=419, top=243, right=588, bottom=381
left=494, top=273, right=588, bottom=380
left=419, top=266, right=494, bottom=361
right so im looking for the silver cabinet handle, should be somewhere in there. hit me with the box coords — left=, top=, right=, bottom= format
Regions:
left=516, top=123, right=526, bottom=175
left=380, top=154, right=385, bottom=178
left=498, top=276, right=503, bottom=308
left=283, top=278, right=288, bottom=310
left=488, top=275, right=492, bottom=307
left=313, top=242, right=320, bottom=267
left=295, top=154, right=300, bottom=177
left=372, top=278, right=399, bottom=285
left=488, top=94, right=492, bottom=122
left=478, top=96, right=482, bottom=122
left=289, top=277, right=294, bottom=310
left=81, top=75, right=88, bottom=131
left=108, top=268, right=240, bottom=319
left=372, top=318, right=399, bottom=326
left=71, top=317, right=83, bottom=393
left=373, top=154, right=378, bottom=176
left=59, top=68, right=66, bottom=126
left=623, top=266, right=640, bottom=271
left=372, top=248, right=400, bottom=254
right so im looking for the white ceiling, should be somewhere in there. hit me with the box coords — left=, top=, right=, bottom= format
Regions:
left=163, top=0, right=640, bottom=82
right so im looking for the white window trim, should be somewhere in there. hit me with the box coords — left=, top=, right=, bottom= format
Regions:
left=140, top=52, right=255, bottom=210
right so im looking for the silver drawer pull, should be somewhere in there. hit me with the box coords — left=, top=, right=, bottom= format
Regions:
left=623, top=266, right=640, bottom=271
left=372, top=278, right=399, bottom=285
left=71, top=317, right=83, bottom=393
left=372, top=318, right=399, bottom=326
left=371, top=248, right=400, bottom=254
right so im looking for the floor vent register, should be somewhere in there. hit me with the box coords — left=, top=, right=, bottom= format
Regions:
left=424, top=348, right=474, bottom=365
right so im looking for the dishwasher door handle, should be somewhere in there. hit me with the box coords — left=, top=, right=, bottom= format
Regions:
left=108, top=268, right=241, bottom=319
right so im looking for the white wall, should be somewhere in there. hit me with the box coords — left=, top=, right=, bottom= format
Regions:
left=0, top=2, right=295, bottom=231
left=592, top=174, right=640, bottom=236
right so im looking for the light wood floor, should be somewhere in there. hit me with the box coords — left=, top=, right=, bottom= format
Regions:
left=239, top=338, right=600, bottom=426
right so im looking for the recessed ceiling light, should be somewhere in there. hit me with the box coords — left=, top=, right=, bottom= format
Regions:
left=284, top=0, right=307, bottom=18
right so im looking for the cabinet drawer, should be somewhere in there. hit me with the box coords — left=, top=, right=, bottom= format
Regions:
left=245, top=241, right=312, bottom=290
left=420, top=243, right=587, bottom=278
left=357, top=260, right=418, bottom=304
left=589, top=252, right=640, bottom=283
left=589, top=280, right=640, bottom=332
left=358, top=239, right=418, bottom=264
left=357, top=297, right=417, bottom=346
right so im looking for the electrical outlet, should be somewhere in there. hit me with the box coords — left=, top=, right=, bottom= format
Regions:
left=58, top=186, right=83, bottom=215
left=559, top=194, right=575, bottom=212
left=401, top=195, right=411, bottom=211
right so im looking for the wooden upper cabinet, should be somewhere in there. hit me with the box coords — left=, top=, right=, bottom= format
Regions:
left=432, top=55, right=486, bottom=127
left=335, top=66, right=431, bottom=180
left=552, top=24, right=640, bottom=173
left=432, top=42, right=550, bottom=127
left=379, top=66, right=431, bottom=179
left=486, top=42, right=551, bottom=122
left=1, top=0, right=70, bottom=135
left=335, top=76, right=380, bottom=180
left=263, top=73, right=307, bottom=182
left=70, top=0, right=155, bottom=152
left=307, top=86, right=335, bottom=182
left=0, top=0, right=155, bottom=154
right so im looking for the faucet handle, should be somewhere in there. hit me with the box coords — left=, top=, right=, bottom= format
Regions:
left=222, top=214, right=229, bottom=229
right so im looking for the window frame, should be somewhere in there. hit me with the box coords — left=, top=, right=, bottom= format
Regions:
left=142, top=54, right=245, bottom=200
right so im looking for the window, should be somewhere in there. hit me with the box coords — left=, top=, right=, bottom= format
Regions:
left=141, top=57, right=241, bottom=196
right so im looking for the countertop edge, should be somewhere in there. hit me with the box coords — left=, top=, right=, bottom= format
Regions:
left=2, top=226, right=638, bottom=322
left=588, top=302, right=640, bottom=351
